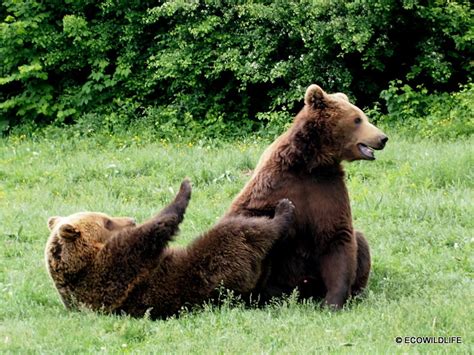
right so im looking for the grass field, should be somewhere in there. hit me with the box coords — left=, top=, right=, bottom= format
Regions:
left=0, top=130, right=472, bottom=353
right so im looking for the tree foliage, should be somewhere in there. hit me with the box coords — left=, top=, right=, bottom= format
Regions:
left=1, top=0, right=472, bottom=134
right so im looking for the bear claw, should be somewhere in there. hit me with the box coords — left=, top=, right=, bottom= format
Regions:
left=275, top=198, right=295, bottom=216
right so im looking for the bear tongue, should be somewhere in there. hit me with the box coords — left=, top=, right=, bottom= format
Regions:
left=358, top=144, right=375, bottom=160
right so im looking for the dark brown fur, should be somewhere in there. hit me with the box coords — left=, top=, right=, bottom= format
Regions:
left=45, top=180, right=295, bottom=319
left=226, top=85, right=387, bottom=308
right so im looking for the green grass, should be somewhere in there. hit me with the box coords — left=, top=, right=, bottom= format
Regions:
left=0, top=131, right=472, bottom=353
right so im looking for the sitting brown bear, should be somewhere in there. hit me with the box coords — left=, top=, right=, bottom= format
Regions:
left=45, top=179, right=295, bottom=319
left=227, top=85, right=388, bottom=309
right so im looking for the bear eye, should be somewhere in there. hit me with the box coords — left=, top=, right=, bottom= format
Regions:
left=354, top=117, right=362, bottom=125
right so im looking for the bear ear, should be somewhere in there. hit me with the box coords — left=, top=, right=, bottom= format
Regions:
left=48, top=216, right=61, bottom=231
left=58, top=224, right=81, bottom=241
left=333, top=93, right=349, bottom=102
left=304, top=84, right=326, bottom=107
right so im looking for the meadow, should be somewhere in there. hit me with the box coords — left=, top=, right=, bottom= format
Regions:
left=0, top=130, right=472, bottom=353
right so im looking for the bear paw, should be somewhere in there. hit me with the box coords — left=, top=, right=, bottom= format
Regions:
left=275, top=198, right=295, bottom=219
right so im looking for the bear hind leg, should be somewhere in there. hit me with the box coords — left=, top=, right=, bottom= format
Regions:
left=351, top=230, right=371, bottom=296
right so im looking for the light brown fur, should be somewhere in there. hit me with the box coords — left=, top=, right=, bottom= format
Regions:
left=45, top=180, right=295, bottom=318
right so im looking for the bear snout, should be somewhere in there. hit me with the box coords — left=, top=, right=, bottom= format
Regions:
left=377, top=135, right=388, bottom=150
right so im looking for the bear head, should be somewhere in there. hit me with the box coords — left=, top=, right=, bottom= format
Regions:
left=45, top=212, right=136, bottom=282
left=303, top=84, right=388, bottom=162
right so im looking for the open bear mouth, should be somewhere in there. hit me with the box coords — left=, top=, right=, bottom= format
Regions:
left=357, top=143, right=375, bottom=160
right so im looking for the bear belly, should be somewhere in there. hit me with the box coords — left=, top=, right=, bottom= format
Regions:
left=250, top=174, right=354, bottom=302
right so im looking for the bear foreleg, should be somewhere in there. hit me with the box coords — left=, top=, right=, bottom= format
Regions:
left=90, top=180, right=192, bottom=310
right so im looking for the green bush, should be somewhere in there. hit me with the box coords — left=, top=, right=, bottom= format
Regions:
left=378, top=82, right=474, bottom=139
left=1, top=0, right=472, bottom=136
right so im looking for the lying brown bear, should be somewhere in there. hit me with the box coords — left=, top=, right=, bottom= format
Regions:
left=45, top=180, right=295, bottom=319
left=227, top=85, right=388, bottom=309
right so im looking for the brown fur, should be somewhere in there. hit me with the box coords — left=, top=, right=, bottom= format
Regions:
left=226, top=84, right=387, bottom=309
left=45, top=180, right=295, bottom=319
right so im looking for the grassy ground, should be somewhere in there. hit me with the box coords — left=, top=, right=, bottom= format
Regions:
left=0, top=130, right=472, bottom=353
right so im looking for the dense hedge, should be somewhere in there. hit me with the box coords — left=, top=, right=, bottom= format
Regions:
left=1, top=0, right=472, bottom=135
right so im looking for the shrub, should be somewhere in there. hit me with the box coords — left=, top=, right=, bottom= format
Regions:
left=1, top=0, right=472, bottom=136
left=378, top=82, right=474, bottom=138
